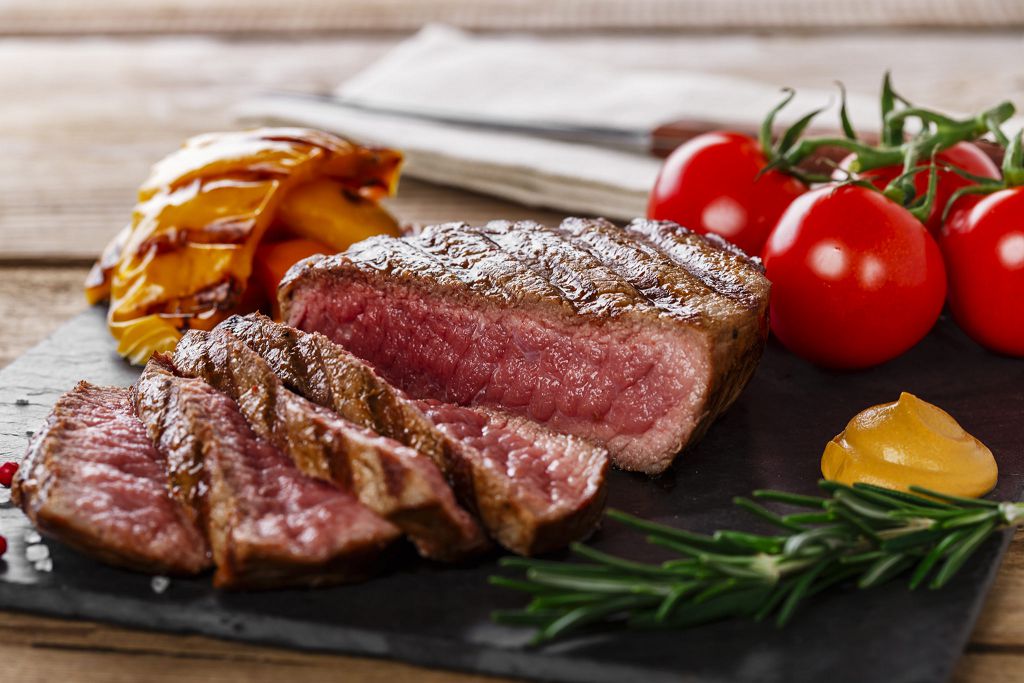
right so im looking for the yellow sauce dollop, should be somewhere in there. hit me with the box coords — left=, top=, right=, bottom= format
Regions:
left=821, top=392, right=997, bottom=498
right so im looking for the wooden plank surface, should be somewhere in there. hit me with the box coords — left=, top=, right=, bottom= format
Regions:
left=0, top=612, right=498, bottom=683
left=3, top=21, right=1024, bottom=683
left=1, top=0, right=1022, bottom=34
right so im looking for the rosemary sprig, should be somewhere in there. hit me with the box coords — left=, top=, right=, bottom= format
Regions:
left=491, top=481, right=1021, bottom=645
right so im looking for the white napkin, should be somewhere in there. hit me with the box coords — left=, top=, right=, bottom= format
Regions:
left=237, top=94, right=660, bottom=218
left=338, top=25, right=887, bottom=135
left=234, top=25, right=934, bottom=219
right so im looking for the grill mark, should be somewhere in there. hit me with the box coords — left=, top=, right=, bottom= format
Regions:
left=624, top=219, right=769, bottom=309
left=174, top=330, right=335, bottom=482
left=558, top=217, right=746, bottom=324
left=132, top=357, right=209, bottom=525
left=473, top=220, right=654, bottom=319
left=346, top=233, right=475, bottom=295
left=409, top=223, right=574, bottom=312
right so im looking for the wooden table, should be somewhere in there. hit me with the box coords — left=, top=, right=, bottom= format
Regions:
left=3, top=6, right=1024, bottom=681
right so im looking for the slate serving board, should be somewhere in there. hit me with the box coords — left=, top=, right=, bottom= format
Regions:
left=0, top=306, right=1022, bottom=683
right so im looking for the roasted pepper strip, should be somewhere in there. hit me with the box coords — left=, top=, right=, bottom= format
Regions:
left=87, top=128, right=402, bottom=363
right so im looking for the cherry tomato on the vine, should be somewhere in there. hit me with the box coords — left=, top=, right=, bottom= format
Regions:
left=648, top=132, right=807, bottom=256
left=940, top=188, right=1024, bottom=356
left=837, top=142, right=999, bottom=237
left=763, top=184, right=947, bottom=370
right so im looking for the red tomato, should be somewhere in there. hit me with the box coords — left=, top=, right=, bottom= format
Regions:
left=648, top=132, right=807, bottom=256
left=837, top=142, right=999, bottom=237
left=940, top=188, right=1024, bottom=356
left=763, top=185, right=947, bottom=369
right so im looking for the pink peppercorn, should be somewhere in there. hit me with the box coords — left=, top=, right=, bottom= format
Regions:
left=0, top=462, right=19, bottom=487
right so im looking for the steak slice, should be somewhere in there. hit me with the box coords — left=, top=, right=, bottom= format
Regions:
left=279, top=218, right=769, bottom=474
left=414, top=400, right=608, bottom=555
left=134, top=357, right=400, bottom=588
left=172, top=328, right=489, bottom=562
left=218, top=313, right=608, bottom=555
left=13, top=382, right=210, bottom=575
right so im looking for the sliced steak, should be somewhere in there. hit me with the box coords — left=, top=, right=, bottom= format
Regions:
left=279, top=218, right=769, bottom=474
left=172, top=328, right=489, bottom=562
left=218, top=313, right=608, bottom=555
left=13, top=382, right=210, bottom=575
left=415, top=400, right=608, bottom=554
left=134, top=357, right=399, bottom=588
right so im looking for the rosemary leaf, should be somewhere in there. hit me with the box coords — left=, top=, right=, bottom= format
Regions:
left=858, top=554, right=913, bottom=589
left=734, top=497, right=806, bottom=532
left=852, top=483, right=954, bottom=509
left=777, top=558, right=833, bottom=626
left=752, top=490, right=829, bottom=509
left=931, top=519, right=999, bottom=589
left=569, top=542, right=690, bottom=578
left=909, top=529, right=970, bottom=590
left=910, top=486, right=1001, bottom=509
left=535, top=594, right=661, bottom=643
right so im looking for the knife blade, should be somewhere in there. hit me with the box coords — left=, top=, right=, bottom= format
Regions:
left=266, top=91, right=720, bottom=157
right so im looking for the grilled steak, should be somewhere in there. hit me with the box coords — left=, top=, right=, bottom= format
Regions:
left=13, top=382, right=210, bottom=575
left=279, top=218, right=769, bottom=474
left=172, top=328, right=489, bottom=562
left=415, top=400, right=609, bottom=554
left=134, top=357, right=399, bottom=588
left=218, top=313, right=609, bottom=555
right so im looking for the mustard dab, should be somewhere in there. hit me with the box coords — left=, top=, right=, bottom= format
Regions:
left=821, top=392, right=998, bottom=498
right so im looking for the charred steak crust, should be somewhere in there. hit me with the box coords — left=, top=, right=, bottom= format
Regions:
left=134, top=357, right=400, bottom=589
left=408, top=223, right=572, bottom=309
left=13, top=382, right=210, bottom=575
left=172, top=328, right=489, bottom=562
left=218, top=313, right=609, bottom=555
left=472, top=220, right=650, bottom=318
left=131, top=357, right=207, bottom=527
left=279, top=218, right=769, bottom=475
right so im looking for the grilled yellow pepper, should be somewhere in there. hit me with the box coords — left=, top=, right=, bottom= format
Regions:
left=85, top=128, right=402, bottom=363
left=821, top=392, right=997, bottom=498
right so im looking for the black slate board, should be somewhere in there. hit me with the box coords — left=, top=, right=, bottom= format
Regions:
left=1, top=306, right=1022, bottom=683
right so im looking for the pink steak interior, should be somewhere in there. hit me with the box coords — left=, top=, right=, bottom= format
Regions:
left=416, top=399, right=601, bottom=510
left=194, top=384, right=396, bottom=565
left=289, top=278, right=710, bottom=470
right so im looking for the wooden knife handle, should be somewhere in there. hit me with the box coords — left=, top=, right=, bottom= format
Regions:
left=650, top=120, right=738, bottom=157
left=650, top=120, right=848, bottom=175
